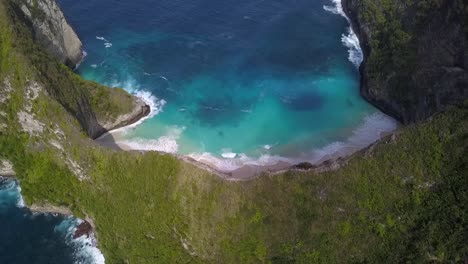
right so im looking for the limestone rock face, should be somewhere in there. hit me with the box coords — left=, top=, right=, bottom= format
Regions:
left=98, top=97, right=151, bottom=134
left=19, top=0, right=83, bottom=68
left=343, top=0, right=468, bottom=123
left=0, top=160, right=15, bottom=177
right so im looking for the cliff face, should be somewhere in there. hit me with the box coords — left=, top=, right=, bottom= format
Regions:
left=5, top=0, right=150, bottom=139
left=343, top=0, right=468, bottom=123
left=18, top=0, right=83, bottom=68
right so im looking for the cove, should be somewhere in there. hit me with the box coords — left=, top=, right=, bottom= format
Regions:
left=58, top=0, right=397, bottom=171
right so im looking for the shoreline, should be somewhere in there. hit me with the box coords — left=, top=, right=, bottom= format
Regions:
left=94, top=0, right=399, bottom=180
left=94, top=97, right=152, bottom=140
left=96, top=112, right=398, bottom=180
left=0, top=176, right=96, bottom=240
left=92, top=0, right=400, bottom=181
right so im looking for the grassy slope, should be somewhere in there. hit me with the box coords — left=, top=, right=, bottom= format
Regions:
left=5, top=0, right=136, bottom=136
left=0, top=0, right=467, bottom=263
left=353, top=0, right=467, bottom=109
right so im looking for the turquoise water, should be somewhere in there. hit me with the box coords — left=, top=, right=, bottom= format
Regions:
left=59, top=0, right=396, bottom=168
left=0, top=177, right=104, bottom=264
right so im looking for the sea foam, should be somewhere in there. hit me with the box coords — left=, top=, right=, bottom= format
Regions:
left=187, top=112, right=397, bottom=172
left=0, top=177, right=25, bottom=208
left=324, top=0, right=363, bottom=67
left=95, top=77, right=167, bottom=140
left=118, top=126, right=185, bottom=153
left=188, top=152, right=293, bottom=172
left=1, top=178, right=105, bottom=264
left=308, top=112, right=398, bottom=163
left=55, top=218, right=105, bottom=264
left=96, top=36, right=113, bottom=49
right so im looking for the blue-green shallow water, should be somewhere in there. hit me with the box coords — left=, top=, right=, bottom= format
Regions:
left=59, top=0, right=396, bottom=169
left=0, top=178, right=104, bottom=264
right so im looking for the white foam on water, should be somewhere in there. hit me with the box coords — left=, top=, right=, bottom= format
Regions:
left=188, top=152, right=293, bottom=172
left=74, top=50, right=88, bottom=70
left=112, top=110, right=396, bottom=172
left=118, top=126, right=185, bottom=153
left=96, top=36, right=113, bottom=49
left=0, top=177, right=25, bottom=208
left=56, top=218, right=105, bottom=264
left=221, top=149, right=237, bottom=159
left=95, top=36, right=108, bottom=42
left=342, top=28, right=363, bottom=67
left=323, top=0, right=363, bottom=67
left=15, top=184, right=25, bottom=207
left=323, top=0, right=345, bottom=17
left=95, top=77, right=167, bottom=139
left=187, top=152, right=246, bottom=171
left=0, top=179, right=104, bottom=264
left=186, top=112, right=397, bottom=172
left=309, top=112, right=398, bottom=163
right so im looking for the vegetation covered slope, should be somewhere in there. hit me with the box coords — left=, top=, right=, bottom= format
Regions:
left=3, top=0, right=143, bottom=139
left=343, top=0, right=468, bottom=123
left=0, top=0, right=467, bottom=263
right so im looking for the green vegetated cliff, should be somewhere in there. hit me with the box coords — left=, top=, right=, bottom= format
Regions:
left=343, top=0, right=468, bottom=123
left=2, top=0, right=149, bottom=139
left=0, top=0, right=467, bottom=263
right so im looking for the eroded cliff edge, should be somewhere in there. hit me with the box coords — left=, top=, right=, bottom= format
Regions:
left=7, top=0, right=150, bottom=139
left=18, top=0, right=83, bottom=68
left=343, top=0, right=468, bottom=123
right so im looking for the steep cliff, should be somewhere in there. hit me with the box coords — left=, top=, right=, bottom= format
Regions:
left=4, top=0, right=150, bottom=139
left=343, top=0, right=468, bottom=123
left=18, top=0, right=83, bottom=68
left=1, top=0, right=467, bottom=262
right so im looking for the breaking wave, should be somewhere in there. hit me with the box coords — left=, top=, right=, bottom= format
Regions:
left=186, top=112, right=397, bottom=171
left=55, top=218, right=105, bottom=264
left=118, top=126, right=185, bottom=153
left=0, top=178, right=105, bottom=264
left=324, top=0, right=363, bottom=67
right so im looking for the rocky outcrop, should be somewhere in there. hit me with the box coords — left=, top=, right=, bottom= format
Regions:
left=343, top=0, right=468, bottom=123
left=0, top=160, right=15, bottom=177
left=73, top=220, right=93, bottom=239
left=18, top=0, right=83, bottom=68
left=5, top=0, right=150, bottom=139
left=98, top=97, right=151, bottom=135
left=66, top=91, right=150, bottom=140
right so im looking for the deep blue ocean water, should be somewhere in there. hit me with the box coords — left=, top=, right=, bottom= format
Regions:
left=0, top=1, right=398, bottom=262
left=57, top=0, right=396, bottom=169
left=0, top=178, right=104, bottom=264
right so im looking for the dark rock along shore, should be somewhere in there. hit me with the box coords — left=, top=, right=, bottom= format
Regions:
left=15, top=0, right=151, bottom=140
left=73, top=220, right=93, bottom=239
left=342, top=0, right=468, bottom=124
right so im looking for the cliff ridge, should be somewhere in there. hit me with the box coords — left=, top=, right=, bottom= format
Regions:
left=18, top=0, right=84, bottom=68
left=343, top=0, right=468, bottom=123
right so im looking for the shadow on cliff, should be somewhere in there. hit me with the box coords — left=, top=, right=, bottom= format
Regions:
left=94, top=133, right=125, bottom=151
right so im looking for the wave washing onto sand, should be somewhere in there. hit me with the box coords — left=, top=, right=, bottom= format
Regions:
left=55, top=218, right=105, bottom=264
left=186, top=112, right=397, bottom=171
left=188, top=152, right=293, bottom=172
left=307, top=112, right=397, bottom=163
left=95, top=78, right=167, bottom=140
left=106, top=96, right=397, bottom=172
left=117, top=125, right=185, bottom=153
left=96, top=1, right=391, bottom=174
left=323, top=0, right=363, bottom=67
